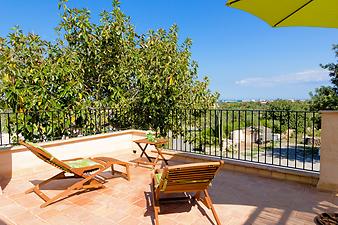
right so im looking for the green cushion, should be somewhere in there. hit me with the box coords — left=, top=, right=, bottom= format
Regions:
left=155, top=173, right=169, bottom=191
left=26, top=141, right=52, bottom=157
left=155, top=173, right=163, bottom=187
left=65, top=158, right=100, bottom=169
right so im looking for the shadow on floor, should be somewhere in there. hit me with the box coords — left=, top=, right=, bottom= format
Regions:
left=0, top=218, right=10, bottom=225
left=0, top=151, right=12, bottom=192
left=143, top=189, right=216, bottom=225
left=29, top=170, right=127, bottom=191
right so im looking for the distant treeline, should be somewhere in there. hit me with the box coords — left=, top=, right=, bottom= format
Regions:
left=219, top=99, right=310, bottom=111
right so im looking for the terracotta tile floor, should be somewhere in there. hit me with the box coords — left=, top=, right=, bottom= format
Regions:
left=0, top=151, right=337, bottom=225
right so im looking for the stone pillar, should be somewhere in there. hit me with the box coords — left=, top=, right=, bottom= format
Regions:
left=317, top=111, right=338, bottom=192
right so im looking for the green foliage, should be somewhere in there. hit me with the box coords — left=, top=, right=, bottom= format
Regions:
left=320, top=44, right=338, bottom=94
left=220, top=99, right=309, bottom=112
left=184, top=127, right=219, bottom=149
left=218, top=100, right=317, bottom=138
left=309, top=44, right=338, bottom=111
left=146, top=132, right=156, bottom=142
left=266, top=99, right=309, bottom=111
left=0, top=29, right=85, bottom=112
left=221, top=113, right=253, bottom=138
left=309, top=86, right=338, bottom=110
left=264, top=100, right=310, bottom=134
left=220, top=101, right=268, bottom=110
left=131, top=26, right=218, bottom=135
left=0, top=0, right=218, bottom=141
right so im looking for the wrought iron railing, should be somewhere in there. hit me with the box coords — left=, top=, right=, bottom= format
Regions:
left=0, top=108, right=320, bottom=172
left=0, top=108, right=135, bottom=146
left=166, top=109, right=320, bottom=172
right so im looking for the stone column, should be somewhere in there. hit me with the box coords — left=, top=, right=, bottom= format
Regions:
left=317, top=111, right=338, bottom=192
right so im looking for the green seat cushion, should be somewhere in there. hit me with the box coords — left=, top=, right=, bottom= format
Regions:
left=155, top=173, right=163, bottom=187
left=154, top=172, right=168, bottom=191
left=26, top=141, right=52, bottom=157
left=65, top=158, right=100, bottom=169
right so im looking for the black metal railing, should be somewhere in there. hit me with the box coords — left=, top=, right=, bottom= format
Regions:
left=0, top=108, right=135, bottom=146
left=0, top=107, right=321, bottom=172
left=166, top=109, right=320, bottom=172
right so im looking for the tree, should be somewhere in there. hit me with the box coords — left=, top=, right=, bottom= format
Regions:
left=56, top=1, right=218, bottom=135
left=309, top=86, right=338, bottom=110
left=0, top=0, right=218, bottom=141
left=321, top=45, right=338, bottom=94
left=132, top=26, right=218, bottom=135
left=0, top=28, right=86, bottom=112
left=309, top=44, right=338, bottom=111
left=57, top=1, right=138, bottom=109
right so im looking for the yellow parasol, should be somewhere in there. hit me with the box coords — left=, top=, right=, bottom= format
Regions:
left=226, top=0, right=338, bottom=28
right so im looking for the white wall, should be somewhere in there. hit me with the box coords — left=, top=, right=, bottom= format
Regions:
left=0, top=130, right=146, bottom=181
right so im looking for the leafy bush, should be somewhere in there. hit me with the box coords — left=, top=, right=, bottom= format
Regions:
left=0, top=0, right=218, bottom=141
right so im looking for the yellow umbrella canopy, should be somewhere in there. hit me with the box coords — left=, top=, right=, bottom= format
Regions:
left=226, top=0, right=338, bottom=28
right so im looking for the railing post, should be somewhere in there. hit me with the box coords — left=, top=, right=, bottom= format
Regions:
left=317, top=111, right=338, bottom=192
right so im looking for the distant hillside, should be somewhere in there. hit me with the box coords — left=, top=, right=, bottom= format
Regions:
left=219, top=99, right=310, bottom=111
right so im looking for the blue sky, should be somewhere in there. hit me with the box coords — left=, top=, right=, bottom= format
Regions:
left=1, top=0, right=338, bottom=100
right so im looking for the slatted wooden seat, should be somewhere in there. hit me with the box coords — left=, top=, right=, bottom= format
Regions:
left=151, top=161, right=224, bottom=225
left=19, top=140, right=130, bottom=208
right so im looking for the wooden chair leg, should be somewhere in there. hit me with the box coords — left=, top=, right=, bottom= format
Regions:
left=194, top=191, right=202, bottom=201
left=94, top=157, right=130, bottom=181
left=151, top=175, right=160, bottom=225
left=112, top=162, right=130, bottom=181
left=33, top=185, right=50, bottom=203
left=25, top=186, right=35, bottom=194
left=41, top=170, right=105, bottom=208
left=40, top=188, right=73, bottom=208
left=125, top=163, right=130, bottom=181
left=82, top=179, right=104, bottom=189
left=154, top=206, right=160, bottom=225
left=203, top=190, right=222, bottom=225
left=111, top=164, right=115, bottom=175
left=156, top=148, right=169, bottom=165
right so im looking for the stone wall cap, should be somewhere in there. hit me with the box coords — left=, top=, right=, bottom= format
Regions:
left=0, top=129, right=146, bottom=154
left=320, top=110, right=338, bottom=113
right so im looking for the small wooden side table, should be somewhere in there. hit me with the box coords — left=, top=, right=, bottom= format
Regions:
left=133, top=138, right=169, bottom=168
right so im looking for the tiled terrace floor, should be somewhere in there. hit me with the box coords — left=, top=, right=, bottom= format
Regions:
left=0, top=151, right=337, bottom=225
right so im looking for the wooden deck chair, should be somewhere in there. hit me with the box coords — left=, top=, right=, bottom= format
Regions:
left=151, top=161, right=224, bottom=225
left=19, top=140, right=130, bottom=208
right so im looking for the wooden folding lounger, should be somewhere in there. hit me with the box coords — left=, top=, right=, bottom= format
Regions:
left=151, top=161, right=224, bottom=225
left=19, top=140, right=130, bottom=208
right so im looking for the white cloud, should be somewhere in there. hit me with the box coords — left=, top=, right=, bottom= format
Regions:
left=235, top=70, right=330, bottom=87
